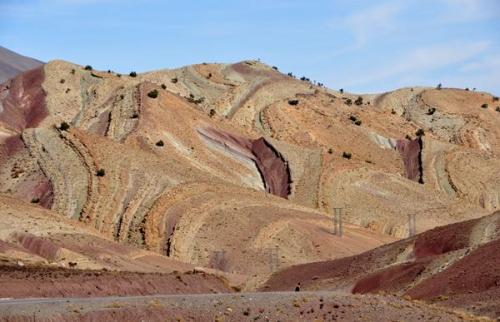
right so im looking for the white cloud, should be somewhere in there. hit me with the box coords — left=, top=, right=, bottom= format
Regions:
left=330, top=1, right=404, bottom=48
left=343, top=41, right=491, bottom=86
left=438, top=0, right=500, bottom=22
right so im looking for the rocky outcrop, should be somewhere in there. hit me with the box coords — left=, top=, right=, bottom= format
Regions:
left=197, top=127, right=291, bottom=198
left=396, top=137, right=423, bottom=183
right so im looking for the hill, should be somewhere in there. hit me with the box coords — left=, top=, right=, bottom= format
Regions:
left=0, top=46, right=43, bottom=84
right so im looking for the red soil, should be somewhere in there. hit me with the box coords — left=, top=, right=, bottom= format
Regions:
left=395, top=138, right=422, bottom=182
left=13, top=233, right=60, bottom=261
left=0, top=265, right=232, bottom=299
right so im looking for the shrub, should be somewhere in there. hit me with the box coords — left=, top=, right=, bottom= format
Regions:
left=207, top=73, right=212, bottom=79
left=155, top=140, right=164, bottom=147
left=147, top=89, right=159, bottom=98
left=31, top=198, right=40, bottom=204
left=272, top=66, right=278, bottom=71
left=209, top=109, right=216, bottom=117
left=161, top=84, right=167, bottom=90
left=339, top=88, right=344, bottom=94
left=345, top=98, right=352, bottom=106
left=288, top=99, right=299, bottom=106
left=171, top=77, right=178, bottom=84
left=107, top=70, right=111, bottom=73
left=354, top=120, right=362, bottom=126
left=59, top=122, right=70, bottom=131
left=436, top=83, right=442, bottom=90
left=131, top=113, right=139, bottom=119
left=60, top=79, right=65, bottom=84
left=496, top=107, right=500, bottom=112
left=129, top=71, right=137, bottom=77
left=465, top=88, right=469, bottom=91
left=349, top=115, right=357, bottom=122
left=96, top=169, right=106, bottom=177
left=354, top=96, right=363, bottom=106
left=415, top=128, right=425, bottom=137
left=70, top=69, right=75, bottom=75
left=328, top=148, right=333, bottom=154
left=481, top=103, right=488, bottom=109
left=493, top=96, right=499, bottom=102
left=391, top=109, right=396, bottom=114
left=84, top=65, right=92, bottom=71
left=120, top=94, right=125, bottom=100
left=427, top=107, right=436, bottom=115
left=342, top=152, right=352, bottom=159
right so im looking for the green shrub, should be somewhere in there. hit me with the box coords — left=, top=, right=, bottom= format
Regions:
left=129, top=71, right=137, bottom=77
left=84, top=65, right=93, bottom=71
left=354, top=96, right=363, bottom=105
left=155, top=140, right=164, bottom=147
left=496, top=107, right=500, bottom=112
left=342, top=152, right=352, bottom=159
left=171, top=77, right=178, bottom=84
left=339, top=88, right=344, bottom=94
left=481, top=103, right=488, bottom=109
left=131, top=113, right=139, bottom=119
left=288, top=99, right=299, bottom=106
left=349, top=115, right=357, bottom=122
left=209, top=109, right=216, bottom=117
left=436, top=83, right=442, bottom=90
left=345, top=98, right=352, bottom=106
left=328, top=148, right=333, bottom=154
left=59, top=122, right=70, bottom=131
left=31, top=198, right=40, bottom=204
left=415, top=128, right=425, bottom=137
left=96, top=169, right=106, bottom=177
left=354, top=120, right=362, bottom=126
left=161, top=84, right=167, bottom=90
left=147, top=89, right=159, bottom=98
left=427, top=107, right=436, bottom=115
left=493, top=96, right=499, bottom=102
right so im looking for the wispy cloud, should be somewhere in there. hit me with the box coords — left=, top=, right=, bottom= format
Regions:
left=343, top=41, right=491, bottom=87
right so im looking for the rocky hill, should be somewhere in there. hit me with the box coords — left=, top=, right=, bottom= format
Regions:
left=0, top=46, right=43, bottom=84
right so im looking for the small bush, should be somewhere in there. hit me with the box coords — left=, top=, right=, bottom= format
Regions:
left=288, top=99, right=299, bottom=106
left=354, top=120, right=362, bottom=126
left=209, top=109, right=216, bottom=117
left=120, top=94, right=125, bottom=100
left=328, top=148, right=333, bottom=154
left=70, top=69, right=75, bottom=75
left=129, top=71, right=137, bottom=77
left=161, top=84, right=167, bottom=90
left=107, top=70, right=111, bottom=73
left=131, top=113, right=139, bottom=119
left=96, top=169, right=106, bottom=177
left=84, top=65, right=92, bottom=71
left=31, top=198, right=40, bottom=204
left=493, top=96, right=499, bottom=102
left=427, top=107, right=436, bottom=115
left=339, top=88, right=344, bottom=94
left=349, top=115, right=357, bottom=122
left=391, top=109, right=396, bottom=114
left=59, top=122, right=70, bottom=131
left=342, top=152, right=352, bottom=159
left=272, top=66, right=278, bottom=71
left=60, top=79, right=65, bottom=84
left=496, top=107, right=500, bottom=112
left=345, top=98, right=352, bottom=106
left=147, top=89, right=159, bottom=98
left=155, top=140, right=164, bottom=147
left=171, top=77, right=178, bottom=84
left=465, top=88, right=469, bottom=91
left=207, top=73, right=212, bottom=79
left=415, top=128, right=425, bottom=137
left=354, top=96, right=363, bottom=106
left=481, top=103, right=488, bottom=109
left=436, top=83, right=442, bottom=90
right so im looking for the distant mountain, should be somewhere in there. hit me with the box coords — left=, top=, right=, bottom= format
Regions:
left=0, top=46, right=43, bottom=83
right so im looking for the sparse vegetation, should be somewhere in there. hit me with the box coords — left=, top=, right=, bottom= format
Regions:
left=131, top=113, right=139, bottom=119
left=354, top=96, right=363, bottom=106
left=481, top=103, right=488, bottom=109
left=328, top=148, right=333, bottom=154
left=272, top=66, right=278, bottom=71
left=207, top=73, right=212, bottom=79
left=493, top=96, right=499, bottom=102
left=155, top=140, right=164, bottom=147
left=345, top=98, right=352, bottom=106
left=339, top=88, right=344, bottom=94
left=90, top=72, right=103, bottom=78
left=496, top=107, right=500, bottom=112
left=171, top=77, right=178, bottom=83
left=161, top=84, right=167, bottom=90
left=349, top=115, right=357, bottom=122
left=391, top=109, right=396, bottom=114
left=436, top=83, right=442, bottom=90
left=354, top=120, right=362, bottom=126
left=84, top=65, right=92, bottom=71
left=96, top=169, right=106, bottom=177
left=147, top=89, right=159, bottom=98
left=427, top=107, right=436, bottom=115
left=70, top=69, right=75, bottom=75
left=209, top=109, right=216, bottom=117
left=342, top=152, right=352, bottom=159
left=129, top=71, right=137, bottom=77
left=59, top=122, right=70, bottom=131
left=60, top=79, right=65, bottom=84
left=31, top=198, right=40, bottom=204
left=288, top=99, right=299, bottom=106
left=415, top=128, right=425, bottom=137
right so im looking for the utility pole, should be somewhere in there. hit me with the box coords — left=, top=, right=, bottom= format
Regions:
left=408, top=214, right=416, bottom=237
left=333, top=207, right=343, bottom=237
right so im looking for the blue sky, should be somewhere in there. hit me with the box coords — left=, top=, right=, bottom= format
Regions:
left=1, top=0, right=499, bottom=94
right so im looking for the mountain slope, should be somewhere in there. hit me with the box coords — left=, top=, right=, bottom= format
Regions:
left=0, top=46, right=43, bottom=84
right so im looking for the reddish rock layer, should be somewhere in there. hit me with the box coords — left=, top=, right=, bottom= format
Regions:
left=198, top=127, right=291, bottom=198
left=396, top=138, right=423, bottom=183
left=0, top=67, right=47, bottom=132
